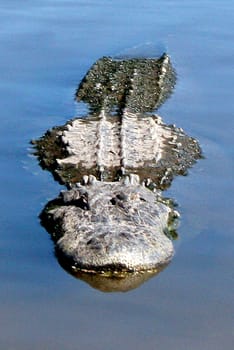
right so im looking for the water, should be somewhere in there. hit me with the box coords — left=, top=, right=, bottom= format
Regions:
left=0, top=0, right=233, bottom=349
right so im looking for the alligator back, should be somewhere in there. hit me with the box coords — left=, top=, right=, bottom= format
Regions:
left=34, top=110, right=201, bottom=189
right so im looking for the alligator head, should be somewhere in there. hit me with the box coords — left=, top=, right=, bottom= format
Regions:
left=40, top=175, right=178, bottom=275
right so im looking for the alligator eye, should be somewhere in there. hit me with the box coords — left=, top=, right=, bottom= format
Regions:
left=77, top=195, right=90, bottom=210
left=116, top=192, right=127, bottom=201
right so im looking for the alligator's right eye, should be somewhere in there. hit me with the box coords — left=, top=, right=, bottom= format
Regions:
left=76, top=195, right=90, bottom=210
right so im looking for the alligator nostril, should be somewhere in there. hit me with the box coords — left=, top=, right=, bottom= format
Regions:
left=110, top=198, right=117, bottom=205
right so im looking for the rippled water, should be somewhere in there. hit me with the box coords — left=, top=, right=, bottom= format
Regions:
left=0, top=1, right=233, bottom=349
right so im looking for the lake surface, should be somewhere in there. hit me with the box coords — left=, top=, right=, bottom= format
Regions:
left=0, top=0, right=233, bottom=349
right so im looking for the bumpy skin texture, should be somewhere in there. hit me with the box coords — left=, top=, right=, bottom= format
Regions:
left=34, top=111, right=201, bottom=189
left=33, top=54, right=202, bottom=280
left=41, top=175, right=174, bottom=273
left=76, top=54, right=175, bottom=114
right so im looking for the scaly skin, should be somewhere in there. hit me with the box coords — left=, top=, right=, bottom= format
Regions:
left=34, top=110, right=201, bottom=189
left=32, top=54, right=202, bottom=283
left=76, top=54, right=176, bottom=114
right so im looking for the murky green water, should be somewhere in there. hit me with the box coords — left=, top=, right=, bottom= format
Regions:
left=0, top=1, right=233, bottom=349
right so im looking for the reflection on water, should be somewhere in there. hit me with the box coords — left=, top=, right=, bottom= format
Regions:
left=57, top=253, right=169, bottom=292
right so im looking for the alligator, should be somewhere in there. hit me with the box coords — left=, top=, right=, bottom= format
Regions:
left=33, top=53, right=202, bottom=290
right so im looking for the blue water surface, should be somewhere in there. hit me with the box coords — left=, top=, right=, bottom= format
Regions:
left=0, top=1, right=233, bottom=349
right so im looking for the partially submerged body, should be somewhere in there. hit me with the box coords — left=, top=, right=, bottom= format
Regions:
left=33, top=53, right=202, bottom=287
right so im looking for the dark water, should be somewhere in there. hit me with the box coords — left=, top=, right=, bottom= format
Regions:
left=1, top=1, right=233, bottom=349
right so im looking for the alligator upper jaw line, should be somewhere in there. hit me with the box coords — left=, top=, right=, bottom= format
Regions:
left=33, top=53, right=202, bottom=289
